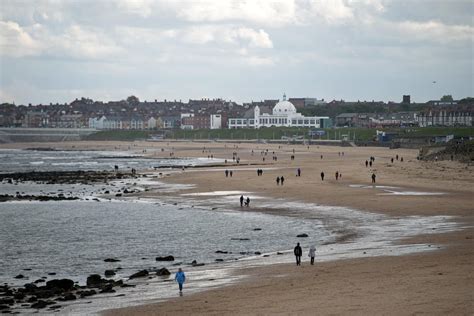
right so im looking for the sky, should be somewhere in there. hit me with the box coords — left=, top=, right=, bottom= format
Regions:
left=0, top=0, right=472, bottom=105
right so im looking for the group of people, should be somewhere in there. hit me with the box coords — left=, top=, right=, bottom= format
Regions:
left=240, top=195, right=250, bottom=207
left=256, top=169, right=264, bottom=176
left=173, top=242, right=318, bottom=295
left=276, top=176, right=285, bottom=185
left=224, top=170, right=233, bottom=177
left=294, top=242, right=317, bottom=266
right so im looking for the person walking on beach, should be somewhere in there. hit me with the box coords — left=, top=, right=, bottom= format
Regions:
left=276, top=176, right=280, bottom=185
left=175, top=268, right=186, bottom=295
left=320, top=172, right=325, bottom=181
left=365, top=160, right=368, bottom=167
left=240, top=195, right=244, bottom=207
left=225, top=170, right=229, bottom=177
left=308, top=245, right=316, bottom=265
left=281, top=176, right=285, bottom=185
left=294, top=243, right=302, bottom=266
left=297, top=168, right=301, bottom=177
left=245, top=197, right=250, bottom=207
left=335, top=171, right=339, bottom=180
left=230, top=170, right=233, bottom=177
left=371, top=173, right=376, bottom=184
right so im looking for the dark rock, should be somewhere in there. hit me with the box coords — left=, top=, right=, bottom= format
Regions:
left=215, top=250, right=228, bottom=254
left=61, top=294, right=76, bottom=301
left=104, top=270, right=116, bottom=277
left=156, top=268, right=170, bottom=276
left=156, top=256, right=174, bottom=261
left=120, top=284, right=136, bottom=288
left=296, top=233, right=309, bottom=238
left=263, top=255, right=270, bottom=257
left=254, top=251, right=262, bottom=255
left=115, top=193, right=122, bottom=197
left=46, top=279, right=74, bottom=291
left=253, top=228, right=262, bottom=231
left=215, top=259, right=224, bottom=262
left=14, top=275, right=24, bottom=279
left=24, top=283, right=37, bottom=291
left=34, top=289, right=55, bottom=299
left=33, top=279, right=45, bottom=284
left=47, top=272, right=56, bottom=276
left=86, top=274, right=105, bottom=287
left=13, top=293, right=25, bottom=300
left=277, top=252, right=283, bottom=255
left=129, top=270, right=148, bottom=279
left=0, top=299, right=13, bottom=305
left=104, top=258, right=121, bottom=262
left=231, top=238, right=250, bottom=241
left=113, top=280, right=123, bottom=286
left=99, top=284, right=115, bottom=293
left=23, top=269, right=32, bottom=271
left=49, top=305, right=62, bottom=309
left=79, top=290, right=96, bottom=298
left=31, top=300, right=54, bottom=309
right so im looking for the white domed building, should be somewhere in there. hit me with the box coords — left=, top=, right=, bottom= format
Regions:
left=228, top=94, right=330, bottom=129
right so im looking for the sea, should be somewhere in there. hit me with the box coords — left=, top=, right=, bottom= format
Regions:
left=0, top=148, right=459, bottom=315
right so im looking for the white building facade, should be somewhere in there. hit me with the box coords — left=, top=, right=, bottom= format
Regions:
left=210, top=114, right=222, bottom=129
left=228, top=95, right=330, bottom=129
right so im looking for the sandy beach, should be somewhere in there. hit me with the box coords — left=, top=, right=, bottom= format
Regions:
left=3, top=141, right=473, bottom=315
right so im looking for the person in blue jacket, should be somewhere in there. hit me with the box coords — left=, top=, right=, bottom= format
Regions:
left=175, top=268, right=186, bottom=294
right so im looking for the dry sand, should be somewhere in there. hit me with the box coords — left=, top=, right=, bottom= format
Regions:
left=4, top=141, right=473, bottom=315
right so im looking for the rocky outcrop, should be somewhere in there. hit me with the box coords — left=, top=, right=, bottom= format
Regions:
left=156, top=268, right=170, bottom=276
left=156, top=256, right=174, bottom=261
left=129, top=270, right=149, bottom=279
left=45, top=279, right=74, bottom=291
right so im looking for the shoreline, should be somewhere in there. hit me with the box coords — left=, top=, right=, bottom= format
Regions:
left=1, top=141, right=472, bottom=315
left=104, top=140, right=472, bottom=315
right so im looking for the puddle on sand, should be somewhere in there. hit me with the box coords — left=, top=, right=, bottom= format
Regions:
left=378, top=191, right=445, bottom=196
left=182, top=191, right=251, bottom=196
left=349, top=184, right=446, bottom=196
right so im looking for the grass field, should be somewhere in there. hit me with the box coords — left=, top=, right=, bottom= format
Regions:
left=85, top=127, right=474, bottom=142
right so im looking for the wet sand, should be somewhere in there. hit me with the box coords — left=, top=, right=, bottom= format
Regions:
left=3, top=141, right=473, bottom=315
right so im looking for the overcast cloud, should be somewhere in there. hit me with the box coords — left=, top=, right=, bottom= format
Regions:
left=0, top=0, right=472, bottom=104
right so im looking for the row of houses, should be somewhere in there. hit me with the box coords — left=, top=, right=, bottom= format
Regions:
left=88, top=113, right=225, bottom=130
left=335, top=110, right=472, bottom=128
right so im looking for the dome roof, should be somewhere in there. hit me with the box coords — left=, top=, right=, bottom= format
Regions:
left=273, top=100, right=296, bottom=115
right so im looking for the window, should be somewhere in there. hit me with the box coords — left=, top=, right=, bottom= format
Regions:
left=298, top=120, right=303, bottom=124
left=310, top=119, right=315, bottom=124
left=292, top=119, right=297, bottom=124
left=304, top=120, right=309, bottom=125
left=237, top=120, right=242, bottom=124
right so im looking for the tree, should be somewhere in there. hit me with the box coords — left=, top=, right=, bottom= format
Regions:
left=126, top=95, right=140, bottom=105
left=440, top=95, right=453, bottom=102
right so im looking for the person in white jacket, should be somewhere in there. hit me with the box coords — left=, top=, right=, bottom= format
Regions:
left=308, top=245, right=316, bottom=265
